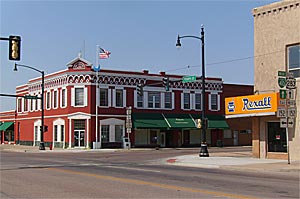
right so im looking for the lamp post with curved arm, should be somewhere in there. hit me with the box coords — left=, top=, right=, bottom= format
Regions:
left=14, top=63, right=45, bottom=150
left=176, top=25, right=209, bottom=157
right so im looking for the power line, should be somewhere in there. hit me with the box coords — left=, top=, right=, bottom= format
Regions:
left=165, top=49, right=285, bottom=73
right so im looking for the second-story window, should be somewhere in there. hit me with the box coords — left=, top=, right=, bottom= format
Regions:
left=148, top=91, right=160, bottom=108
left=137, top=95, right=143, bottom=108
left=209, top=93, right=220, bottom=111
left=183, top=93, right=190, bottom=109
left=46, top=92, right=51, bottom=109
left=61, top=88, right=66, bottom=108
left=195, top=93, right=201, bottom=110
left=287, top=44, right=300, bottom=78
left=75, top=88, right=84, bottom=106
left=24, top=99, right=28, bottom=112
left=17, top=98, right=22, bottom=112
left=100, top=88, right=108, bottom=106
left=164, top=92, right=172, bottom=109
left=115, top=89, right=123, bottom=107
left=53, top=90, right=58, bottom=109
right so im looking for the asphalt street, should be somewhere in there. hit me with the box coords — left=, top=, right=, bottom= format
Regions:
left=1, top=146, right=299, bottom=198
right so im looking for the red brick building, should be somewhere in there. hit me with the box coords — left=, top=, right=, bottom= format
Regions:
left=0, top=55, right=253, bottom=148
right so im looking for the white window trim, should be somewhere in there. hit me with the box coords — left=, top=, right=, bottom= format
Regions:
left=181, top=91, right=191, bottom=110
left=194, top=92, right=202, bottom=111
left=99, top=86, right=111, bottom=108
left=46, top=91, right=51, bottom=110
left=18, top=97, right=24, bottom=113
left=52, top=89, right=59, bottom=109
left=60, top=87, right=67, bottom=108
left=53, top=119, right=65, bottom=143
left=208, top=92, right=220, bottom=111
left=100, top=118, right=125, bottom=142
left=113, top=88, right=126, bottom=108
left=71, top=86, right=87, bottom=107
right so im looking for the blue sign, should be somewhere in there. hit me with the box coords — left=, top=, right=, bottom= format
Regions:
left=93, top=64, right=101, bottom=72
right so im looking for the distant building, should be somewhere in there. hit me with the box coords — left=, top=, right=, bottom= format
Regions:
left=0, top=54, right=253, bottom=149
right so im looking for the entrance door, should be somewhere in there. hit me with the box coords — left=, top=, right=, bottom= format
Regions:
left=74, top=130, right=85, bottom=147
left=233, top=130, right=239, bottom=146
left=160, top=132, right=166, bottom=147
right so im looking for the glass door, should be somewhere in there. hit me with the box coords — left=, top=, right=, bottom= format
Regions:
left=74, top=130, right=85, bottom=147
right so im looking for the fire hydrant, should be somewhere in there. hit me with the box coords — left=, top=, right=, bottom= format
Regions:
left=49, top=144, right=53, bottom=150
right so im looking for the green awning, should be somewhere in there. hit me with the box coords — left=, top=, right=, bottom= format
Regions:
left=163, top=114, right=196, bottom=129
left=132, top=113, right=169, bottom=129
left=208, top=120, right=229, bottom=129
left=191, top=114, right=229, bottom=129
left=0, top=122, right=14, bottom=131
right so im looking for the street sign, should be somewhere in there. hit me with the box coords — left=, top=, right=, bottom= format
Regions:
left=288, top=118, right=294, bottom=128
left=277, top=108, right=286, bottom=118
left=287, top=72, right=294, bottom=78
left=286, top=77, right=296, bottom=89
left=182, top=75, right=196, bottom=83
left=288, top=108, right=296, bottom=118
left=279, top=89, right=287, bottom=99
left=126, top=128, right=132, bottom=133
left=287, top=99, right=296, bottom=106
left=280, top=118, right=287, bottom=128
left=24, top=95, right=38, bottom=99
left=278, top=77, right=286, bottom=88
left=278, top=71, right=286, bottom=77
left=287, top=90, right=294, bottom=100
left=126, top=122, right=132, bottom=129
left=279, top=99, right=286, bottom=106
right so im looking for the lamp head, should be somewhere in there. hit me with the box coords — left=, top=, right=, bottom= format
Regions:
left=13, top=63, right=18, bottom=71
left=176, top=35, right=181, bottom=48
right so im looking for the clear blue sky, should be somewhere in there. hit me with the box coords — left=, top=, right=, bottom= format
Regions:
left=0, top=0, right=278, bottom=112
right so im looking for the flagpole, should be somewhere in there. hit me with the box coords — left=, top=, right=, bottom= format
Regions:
left=95, top=45, right=99, bottom=149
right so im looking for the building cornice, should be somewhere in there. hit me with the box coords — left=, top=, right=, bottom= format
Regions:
left=252, top=0, right=300, bottom=17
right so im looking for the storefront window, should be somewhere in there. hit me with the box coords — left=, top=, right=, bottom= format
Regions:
left=115, top=125, right=123, bottom=142
left=268, top=122, right=287, bottom=153
left=101, top=125, right=109, bottom=143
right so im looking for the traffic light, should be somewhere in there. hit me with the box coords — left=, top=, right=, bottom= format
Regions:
left=162, top=77, right=170, bottom=91
left=9, top=36, right=21, bottom=61
left=137, top=83, right=143, bottom=96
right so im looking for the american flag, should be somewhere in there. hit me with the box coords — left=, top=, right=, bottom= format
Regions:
left=99, top=47, right=111, bottom=59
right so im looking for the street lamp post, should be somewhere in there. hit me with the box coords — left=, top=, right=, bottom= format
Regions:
left=14, top=63, right=45, bottom=150
left=176, top=25, right=209, bottom=157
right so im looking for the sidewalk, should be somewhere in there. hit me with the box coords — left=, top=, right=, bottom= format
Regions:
left=163, top=153, right=300, bottom=174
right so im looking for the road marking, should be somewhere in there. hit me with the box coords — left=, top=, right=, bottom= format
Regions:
left=47, top=167, right=258, bottom=199
left=102, top=165, right=161, bottom=173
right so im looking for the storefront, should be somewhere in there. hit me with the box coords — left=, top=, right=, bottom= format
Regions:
left=0, top=122, right=15, bottom=144
left=225, top=92, right=291, bottom=159
left=132, top=113, right=229, bottom=148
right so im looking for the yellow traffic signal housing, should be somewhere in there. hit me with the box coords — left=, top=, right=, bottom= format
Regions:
left=9, top=36, right=21, bottom=61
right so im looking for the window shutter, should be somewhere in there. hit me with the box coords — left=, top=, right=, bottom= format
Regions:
left=112, top=89, right=116, bottom=107
left=172, top=93, right=175, bottom=110
left=181, top=93, right=184, bottom=110
left=208, top=94, right=212, bottom=111
left=123, top=89, right=126, bottom=107
left=134, top=91, right=137, bottom=108
left=71, top=88, right=75, bottom=107
left=217, top=94, right=220, bottom=111
left=161, top=93, right=165, bottom=109
left=108, top=89, right=111, bottom=107
left=84, top=87, right=88, bottom=106
left=191, top=93, right=195, bottom=110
